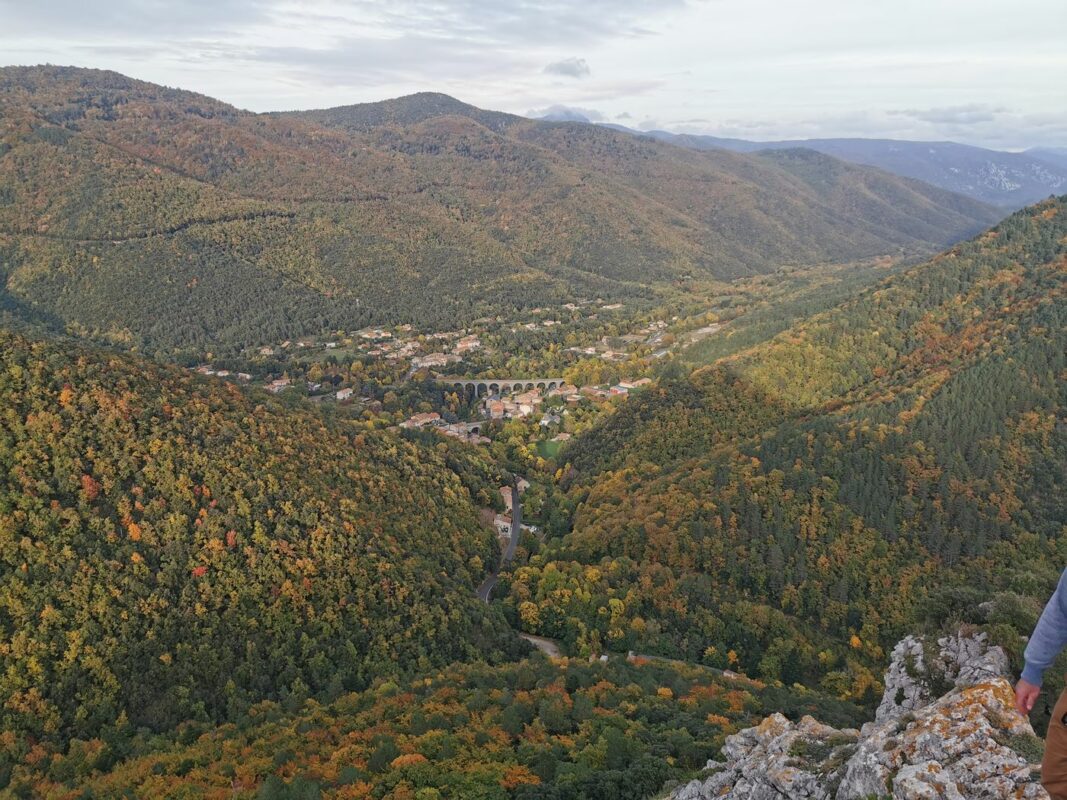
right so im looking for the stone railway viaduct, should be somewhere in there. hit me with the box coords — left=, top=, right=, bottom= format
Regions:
left=436, top=375, right=567, bottom=397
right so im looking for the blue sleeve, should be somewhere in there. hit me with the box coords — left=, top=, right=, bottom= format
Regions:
left=1022, top=568, right=1067, bottom=686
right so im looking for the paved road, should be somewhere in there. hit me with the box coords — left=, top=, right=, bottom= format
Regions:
left=476, top=482, right=521, bottom=603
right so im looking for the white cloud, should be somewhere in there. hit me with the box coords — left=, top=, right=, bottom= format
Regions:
left=0, top=0, right=1064, bottom=148
left=543, top=57, right=590, bottom=78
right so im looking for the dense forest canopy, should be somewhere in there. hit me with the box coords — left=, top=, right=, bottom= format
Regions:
left=0, top=328, right=522, bottom=751
left=5, top=654, right=866, bottom=799
left=505, top=197, right=1066, bottom=696
left=0, top=65, right=998, bottom=356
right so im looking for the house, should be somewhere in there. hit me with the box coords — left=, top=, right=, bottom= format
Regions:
left=499, top=486, right=514, bottom=513
left=454, top=335, right=482, bottom=353
left=400, top=412, right=442, bottom=429
left=551, top=432, right=572, bottom=442
left=236, top=373, right=252, bottom=381
left=610, top=385, right=629, bottom=396
left=258, top=346, right=275, bottom=357
left=516, top=478, right=531, bottom=494
left=335, top=387, right=354, bottom=400
left=487, top=401, right=506, bottom=419
left=619, top=378, right=652, bottom=389
left=266, top=378, right=291, bottom=393
left=325, top=342, right=338, bottom=349
left=540, top=412, right=561, bottom=427
left=412, top=353, right=457, bottom=369
left=359, top=328, right=392, bottom=340
left=494, top=514, right=512, bottom=538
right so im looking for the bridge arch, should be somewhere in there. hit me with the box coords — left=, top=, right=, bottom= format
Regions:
left=434, top=376, right=566, bottom=396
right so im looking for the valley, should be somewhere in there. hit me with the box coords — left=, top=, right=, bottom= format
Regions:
left=0, top=64, right=1063, bottom=800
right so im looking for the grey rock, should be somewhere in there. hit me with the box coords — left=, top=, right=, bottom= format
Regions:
left=671, top=631, right=1047, bottom=800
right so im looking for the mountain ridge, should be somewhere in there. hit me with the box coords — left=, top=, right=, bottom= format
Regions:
left=594, top=123, right=1067, bottom=209
left=1, top=65, right=999, bottom=355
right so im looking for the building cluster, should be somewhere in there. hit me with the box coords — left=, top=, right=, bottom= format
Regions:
left=564, top=328, right=669, bottom=362
left=482, top=383, right=575, bottom=420
left=477, top=377, right=654, bottom=421
left=196, top=366, right=252, bottom=382
left=398, top=411, right=491, bottom=445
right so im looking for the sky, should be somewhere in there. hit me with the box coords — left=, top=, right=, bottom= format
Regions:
left=2, top=0, right=1065, bottom=150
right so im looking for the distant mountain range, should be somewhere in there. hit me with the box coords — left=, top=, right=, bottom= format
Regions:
left=587, top=121, right=1067, bottom=209
left=1028, top=146, right=1067, bottom=171
left=0, top=66, right=999, bottom=355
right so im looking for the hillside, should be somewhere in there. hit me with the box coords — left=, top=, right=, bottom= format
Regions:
left=625, top=128, right=1067, bottom=209
left=0, top=66, right=998, bottom=356
left=505, top=197, right=1066, bottom=699
left=0, top=326, right=521, bottom=748
left=3, top=650, right=867, bottom=799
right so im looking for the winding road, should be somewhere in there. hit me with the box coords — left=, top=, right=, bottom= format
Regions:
left=476, top=481, right=522, bottom=602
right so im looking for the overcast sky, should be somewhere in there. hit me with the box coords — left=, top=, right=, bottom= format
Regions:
left=3, top=0, right=1065, bottom=149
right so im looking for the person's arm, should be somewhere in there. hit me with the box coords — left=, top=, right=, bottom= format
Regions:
left=1022, top=568, right=1067, bottom=687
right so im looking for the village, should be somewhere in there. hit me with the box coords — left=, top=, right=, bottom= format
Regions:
left=393, top=375, right=652, bottom=446
left=188, top=295, right=689, bottom=436
left=182, top=286, right=745, bottom=481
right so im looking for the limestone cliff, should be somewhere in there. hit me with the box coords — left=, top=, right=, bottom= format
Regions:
left=672, top=631, right=1047, bottom=800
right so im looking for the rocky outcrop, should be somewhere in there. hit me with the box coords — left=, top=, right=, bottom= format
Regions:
left=673, top=632, right=1047, bottom=800
left=875, top=630, right=1010, bottom=723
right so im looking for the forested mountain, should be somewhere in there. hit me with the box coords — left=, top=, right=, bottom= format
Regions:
left=507, top=197, right=1066, bottom=697
left=0, top=66, right=998, bottom=356
left=0, top=327, right=520, bottom=751
left=615, top=126, right=1067, bottom=209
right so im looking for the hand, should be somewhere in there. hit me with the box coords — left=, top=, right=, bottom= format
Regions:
left=1015, top=679, right=1040, bottom=717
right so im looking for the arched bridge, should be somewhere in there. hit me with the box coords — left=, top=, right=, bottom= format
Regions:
left=438, top=375, right=567, bottom=397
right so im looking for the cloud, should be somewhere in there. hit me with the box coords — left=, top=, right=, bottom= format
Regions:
left=543, top=57, right=590, bottom=78
left=890, top=104, right=1007, bottom=125
left=0, top=0, right=684, bottom=46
